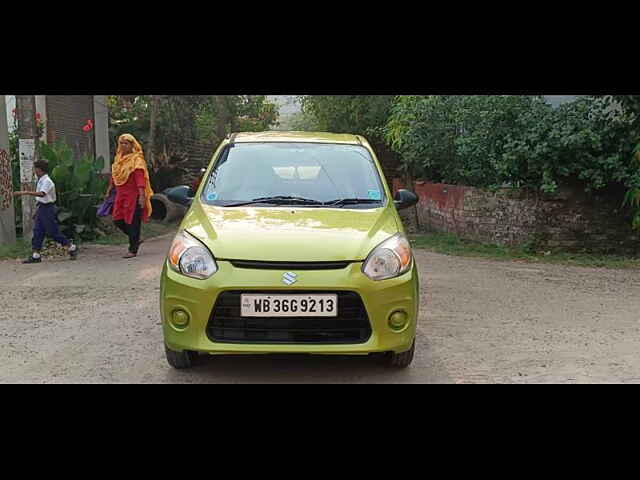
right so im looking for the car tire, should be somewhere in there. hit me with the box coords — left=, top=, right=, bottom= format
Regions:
left=151, top=193, right=187, bottom=223
left=386, top=340, right=415, bottom=368
left=165, top=344, right=197, bottom=369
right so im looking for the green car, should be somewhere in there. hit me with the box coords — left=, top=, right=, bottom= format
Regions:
left=161, top=132, right=420, bottom=369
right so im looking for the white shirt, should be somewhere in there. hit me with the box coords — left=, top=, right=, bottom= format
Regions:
left=35, top=174, right=56, bottom=204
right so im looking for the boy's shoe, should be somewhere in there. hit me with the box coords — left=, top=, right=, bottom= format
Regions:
left=69, top=247, right=78, bottom=260
left=23, top=256, right=42, bottom=264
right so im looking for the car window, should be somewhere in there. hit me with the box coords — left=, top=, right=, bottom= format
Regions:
left=201, top=143, right=387, bottom=207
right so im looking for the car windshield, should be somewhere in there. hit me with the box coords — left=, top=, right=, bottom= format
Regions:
left=201, top=142, right=387, bottom=208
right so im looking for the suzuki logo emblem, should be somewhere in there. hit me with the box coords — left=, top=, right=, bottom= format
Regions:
left=282, top=272, right=297, bottom=285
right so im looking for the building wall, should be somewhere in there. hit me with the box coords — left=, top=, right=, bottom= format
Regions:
left=46, top=95, right=95, bottom=159
left=394, top=180, right=638, bottom=254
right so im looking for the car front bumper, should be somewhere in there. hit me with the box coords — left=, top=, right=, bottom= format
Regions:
left=161, top=260, right=419, bottom=355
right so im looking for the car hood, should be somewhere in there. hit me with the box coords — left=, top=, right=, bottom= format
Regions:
left=180, top=201, right=401, bottom=262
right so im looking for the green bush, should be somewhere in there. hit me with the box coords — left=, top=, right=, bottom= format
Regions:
left=39, top=140, right=108, bottom=240
left=297, top=95, right=395, bottom=141
left=384, top=95, right=638, bottom=195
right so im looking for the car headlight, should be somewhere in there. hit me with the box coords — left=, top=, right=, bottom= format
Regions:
left=362, top=233, right=412, bottom=281
left=168, top=230, right=218, bottom=280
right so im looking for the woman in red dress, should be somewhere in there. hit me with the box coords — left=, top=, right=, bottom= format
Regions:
left=104, top=134, right=154, bottom=258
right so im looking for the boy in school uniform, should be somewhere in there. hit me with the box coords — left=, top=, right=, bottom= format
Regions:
left=13, top=160, right=78, bottom=264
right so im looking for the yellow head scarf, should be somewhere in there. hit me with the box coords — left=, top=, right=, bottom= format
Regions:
left=112, top=133, right=154, bottom=217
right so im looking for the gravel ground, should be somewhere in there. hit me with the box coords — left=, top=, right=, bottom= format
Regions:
left=1, top=232, right=639, bottom=383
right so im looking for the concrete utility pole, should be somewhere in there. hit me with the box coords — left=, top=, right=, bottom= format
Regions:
left=0, top=95, right=17, bottom=245
left=15, top=95, right=38, bottom=239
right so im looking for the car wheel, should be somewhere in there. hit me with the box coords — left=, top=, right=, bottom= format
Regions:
left=165, top=344, right=197, bottom=369
left=386, top=340, right=415, bottom=368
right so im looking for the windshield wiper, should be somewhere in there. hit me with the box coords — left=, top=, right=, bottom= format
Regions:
left=224, top=196, right=324, bottom=207
left=323, top=198, right=383, bottom=207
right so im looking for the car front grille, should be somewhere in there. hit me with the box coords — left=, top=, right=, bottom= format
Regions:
left=228, top=260, right=352, bottom=270
left=207, top=291, right=372, bottom=345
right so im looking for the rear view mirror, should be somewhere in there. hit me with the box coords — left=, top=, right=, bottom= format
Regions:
left=166, top=185, right=194, bottom=207
left=393, top=189, right=418, bottom=210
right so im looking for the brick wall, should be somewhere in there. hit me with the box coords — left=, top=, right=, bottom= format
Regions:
left=46, top=95, right=95, bottom=159
left=394, top=179, right=639, bottom=254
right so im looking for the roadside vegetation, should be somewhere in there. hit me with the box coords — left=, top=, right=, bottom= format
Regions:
left=410, top=232, right=640, bottom=269
left=5, top=95, right=640, bottom=261
left=4, top=95, right=278, bottom=257
left=0, top=238, right=31, bottom=259
left=296, top=95, right=640, bottom=232
left=0, top=221, right=177, bottom=260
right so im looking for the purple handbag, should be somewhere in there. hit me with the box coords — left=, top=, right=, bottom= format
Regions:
left=97, top=190, right=115, bottom=217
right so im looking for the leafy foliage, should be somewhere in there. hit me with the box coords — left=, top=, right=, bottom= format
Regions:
left=295, top=96, right=402, bottom=180
left=284, top=111, right=318, bottom=131
left=107, top=95, right=279, bottom=191
left=297, top=95, right=394, bottom=140
left=597, top=96, right=640, bottom=229
left=39, top=141, right=108, bottom=240
left=108, top=95, right=278, bottom=159
left=623, top=142, right=640, bottom=229
left=385, top=95, right=639, bottom=196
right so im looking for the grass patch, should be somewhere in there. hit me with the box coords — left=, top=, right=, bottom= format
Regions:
left=0, top=238, right=32, bottom=260
left=409, top=232, right=640, bottom=269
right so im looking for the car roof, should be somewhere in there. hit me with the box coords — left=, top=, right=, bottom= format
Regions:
left=232, top=131, right=362, bottom=145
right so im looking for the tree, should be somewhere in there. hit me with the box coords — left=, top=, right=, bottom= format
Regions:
left=297, top=95, right=394, bottom=141
left=384, top=95, right=638, bottom=194
left=107, top=95, right=279, bottom=189
left=605, top=96, right=640, bottom=229
left=296, top=95, right=401, bottom=180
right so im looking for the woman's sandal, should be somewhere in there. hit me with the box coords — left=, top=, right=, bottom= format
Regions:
left=123, top=253, right=137, bottom=259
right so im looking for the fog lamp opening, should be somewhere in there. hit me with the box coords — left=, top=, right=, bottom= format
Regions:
left=388, top=310, right=409, bottom=331
left=171, top=309, right=190, bottom=328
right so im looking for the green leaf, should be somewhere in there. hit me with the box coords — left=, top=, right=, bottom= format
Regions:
left=39, top=143, right=57, bottom=164
left=94, top=156, right=105, bottom=172
left=51, top=165, right=71, bottom=185
left=60, top=146, right=73, bottom=167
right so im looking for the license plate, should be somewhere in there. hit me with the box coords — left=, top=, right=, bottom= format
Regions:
left=240, top=294, right=338, bottom=317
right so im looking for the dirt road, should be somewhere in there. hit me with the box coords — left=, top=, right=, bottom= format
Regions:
left=1, top=232, right=639, bottom=383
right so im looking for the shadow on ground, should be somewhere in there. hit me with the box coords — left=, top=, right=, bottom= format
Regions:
left=158, top=337, right=448, bottom=384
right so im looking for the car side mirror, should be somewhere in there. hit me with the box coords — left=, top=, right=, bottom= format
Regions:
left=393, top=189, right=418, bottom=210
left=166, top=185, right=195, bottom=207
